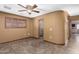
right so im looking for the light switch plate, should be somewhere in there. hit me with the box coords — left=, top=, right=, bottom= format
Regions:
left=49, top=28, right=53, bottom=31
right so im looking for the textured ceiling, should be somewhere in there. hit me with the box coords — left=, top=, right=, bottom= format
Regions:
left=0, top=4, right=79, bottom=18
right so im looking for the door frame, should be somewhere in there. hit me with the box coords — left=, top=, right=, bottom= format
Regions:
left=38, top=18, right=44, bottom=38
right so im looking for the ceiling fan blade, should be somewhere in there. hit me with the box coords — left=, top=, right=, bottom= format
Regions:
left=37, top=8, right=46, bottom=11
left=32, top=4, right=38, bottom=9
left=32, top=10, right=40, bottom=13
left=18, top=10, right=30, bottom=14
left=18, top=4, right=26, bottom=9
left=26, top=5, right=31, bottom=10
left=18, top=10, right=27, bottom=12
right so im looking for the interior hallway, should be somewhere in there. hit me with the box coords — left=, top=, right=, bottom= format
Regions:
left=0, top=35, right=78, bottom=54
left=66, top=34, right=79, bottom=53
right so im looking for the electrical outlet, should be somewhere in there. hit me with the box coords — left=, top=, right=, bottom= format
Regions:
left=49, top=28, right=53, bottom=31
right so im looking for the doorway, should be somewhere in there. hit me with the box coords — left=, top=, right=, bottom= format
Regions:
left=38, top=19, right=44, bottom=38
left=70, top=20, right=79, bottom=35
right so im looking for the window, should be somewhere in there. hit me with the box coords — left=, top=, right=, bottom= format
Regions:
left=5, top=17, right=27, bottom=28
left=77, top=24, right=79, bottom=29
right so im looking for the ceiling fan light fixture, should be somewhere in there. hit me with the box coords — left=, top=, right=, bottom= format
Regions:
left=27, top=10, right=31, bottom=13
left=18, top=4, right=40, bottom=14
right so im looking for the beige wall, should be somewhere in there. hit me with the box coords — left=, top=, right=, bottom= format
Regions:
left=64, top=11, right=70, bottom=45
left=33, top=16, right=44, bottom=38
left=33, top=10, right=69, bottom=44
left=0, top=12, right=33, bottom=43
left=28, top=19, right=34, bottom=37
left=0, top=10, right=69, bottom=44
left=44, top=11, right=65, bottom=44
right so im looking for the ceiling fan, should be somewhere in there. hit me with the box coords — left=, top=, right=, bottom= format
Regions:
left=18, top=4, right=40, bottom=14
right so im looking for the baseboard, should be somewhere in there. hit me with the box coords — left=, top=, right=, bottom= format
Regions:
left=0, top=36, right=64, bottom=45
left=44, top=40, right=65, bottom=45
left=28, top=37, right=39, bottom=39
left=0, top=36, right=35, bottom=44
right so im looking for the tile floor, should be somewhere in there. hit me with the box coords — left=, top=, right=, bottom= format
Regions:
left=0, top=35, right=79, bottom=54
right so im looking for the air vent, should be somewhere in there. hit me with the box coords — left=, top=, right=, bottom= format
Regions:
left=4, top=6, right=11, bottom=10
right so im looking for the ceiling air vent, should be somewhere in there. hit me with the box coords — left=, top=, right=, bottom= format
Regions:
left=4, top=5, right=11, bottom=10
